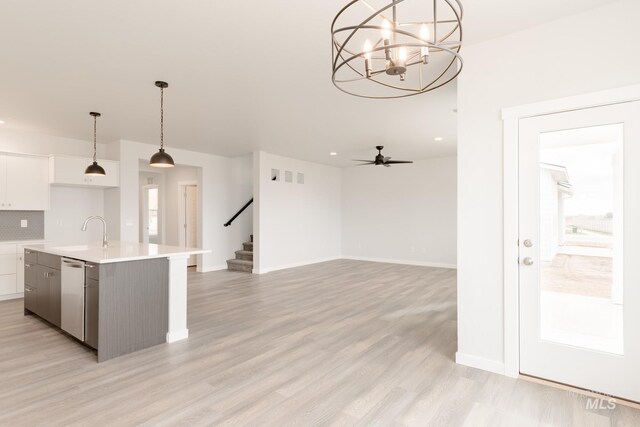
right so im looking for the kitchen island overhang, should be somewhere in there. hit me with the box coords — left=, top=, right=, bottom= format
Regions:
left=23, top=241, right=210, bottom=362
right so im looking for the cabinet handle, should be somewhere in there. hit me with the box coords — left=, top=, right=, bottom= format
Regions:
left=25, top=287, right=32, bottom=293
left=25, top=263, right=32, bottom=268
left=86, top=264, right=95, bottom=268
left=25, top=250, right=33, bottom=254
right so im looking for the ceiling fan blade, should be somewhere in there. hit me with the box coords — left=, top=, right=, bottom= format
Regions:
left=384, top=156, right=391, bottom=162
left=384, top=160, right=413, bottom=164
left=352, top=159, right=375, bottom=162
left=356, top=162, right=376, bottom=166
left=384, top=163, right=391, bottom=167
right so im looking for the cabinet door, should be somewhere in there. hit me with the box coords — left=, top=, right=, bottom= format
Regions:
left=5, top=155, right=49, bottom=210
left=51, top=156, right=119, bottom=188
left=36, top=265, right=51, bottom=321
left=85, top=278, right=99, bottom=350
left=24, top=284, right=37, bottom=312
left=16, top=253, right=24, bottom=293
left=48, top=268, right=61, bottom=327
left=0, top=274, right=15, bottom=295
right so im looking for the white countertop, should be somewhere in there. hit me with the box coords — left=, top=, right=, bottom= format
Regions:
left=23, top=241, right=210, bottom=264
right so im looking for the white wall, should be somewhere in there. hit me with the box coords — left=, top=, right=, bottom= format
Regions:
left=342, top=157, right=457, bottom=268
left=457, top=0, right=640, bottom=372
left=254, top=151, right=342, bottom=273
left=45, top=187, right=105, bottom=243
left=0, top=128, right=106, bottom=158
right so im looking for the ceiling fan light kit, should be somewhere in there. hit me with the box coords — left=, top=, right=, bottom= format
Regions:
left=84, top=112, right=106, bottom=176
left=331, top=0, right=463, bottom=99
left=150, top=80, right=175, bottom=168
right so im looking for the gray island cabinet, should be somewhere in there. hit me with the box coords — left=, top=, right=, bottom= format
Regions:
left=23, top=241, right=208, bottom=362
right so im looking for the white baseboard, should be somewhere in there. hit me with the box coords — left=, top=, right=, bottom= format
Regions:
left=0, top=292, right=23, bottom=302
left=166, top=328, right=189, bottom=343
left=197, top=264, right=228, bottom=273
left=455, top=352, right=505, bottom=375
left=254, top=256, right=342, bottom=274
left=342, top=256, right=457, bottom=269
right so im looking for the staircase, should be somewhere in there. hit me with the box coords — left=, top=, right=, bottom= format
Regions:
left=227, top=235, right=253, bottom=272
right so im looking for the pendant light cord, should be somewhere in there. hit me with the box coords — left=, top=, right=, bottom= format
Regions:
left=160, top=86, right=164, bottom=150
left=93, top=115, right=97, bottom=163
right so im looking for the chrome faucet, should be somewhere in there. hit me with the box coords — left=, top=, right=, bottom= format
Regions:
left=81, top=216, right=109, bottom=248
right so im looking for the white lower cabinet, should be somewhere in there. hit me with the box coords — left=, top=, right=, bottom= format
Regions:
left=0, top=275, right=14, bottom=295
left=16, top=252, right=24, bottom=293
left=0, top=242, right=45, bottom=300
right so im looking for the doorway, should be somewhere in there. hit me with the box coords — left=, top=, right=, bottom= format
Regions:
left=178, top=183, right=198, bottom=267
left=517, top=101, right=640, bottom=401
left=141, top=185, right=160, bottom=244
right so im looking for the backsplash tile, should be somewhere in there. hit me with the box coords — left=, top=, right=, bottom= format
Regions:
left=0, top=211, right=44, bottom=241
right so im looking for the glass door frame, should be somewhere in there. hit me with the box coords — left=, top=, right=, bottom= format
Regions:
left=501, top=84, right=640, bottom=379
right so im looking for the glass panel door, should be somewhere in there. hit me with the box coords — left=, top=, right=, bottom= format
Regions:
left=519, top=101, right=640, bottom=402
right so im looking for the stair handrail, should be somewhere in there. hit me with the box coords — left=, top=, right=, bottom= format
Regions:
left=224, top=198, right=253, bottom=227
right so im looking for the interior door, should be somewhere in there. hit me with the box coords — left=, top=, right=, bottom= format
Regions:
left=519, top=101, right=640, bottom=401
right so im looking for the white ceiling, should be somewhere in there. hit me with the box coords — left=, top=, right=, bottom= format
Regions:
left=0, top=0, right=620, bottom=167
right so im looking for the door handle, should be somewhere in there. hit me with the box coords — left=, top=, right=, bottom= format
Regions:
left=523, top=257, right=534, bottom=266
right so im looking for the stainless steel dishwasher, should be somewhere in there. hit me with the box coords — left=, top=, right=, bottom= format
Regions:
left=61, top=258, right=86, bottom=341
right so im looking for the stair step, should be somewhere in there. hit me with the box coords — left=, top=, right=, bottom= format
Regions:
left=226, top=259, right=253, bottom=273
left=243, top=242, right=253, bottom=251
left=235, top=250, right=253, bottom=261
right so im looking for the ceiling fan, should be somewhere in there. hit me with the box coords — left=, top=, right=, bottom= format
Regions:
left=353, top=146, right=413, bottom=167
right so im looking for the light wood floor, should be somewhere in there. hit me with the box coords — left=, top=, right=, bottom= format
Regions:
left=0, top=259, right=638, bottom=426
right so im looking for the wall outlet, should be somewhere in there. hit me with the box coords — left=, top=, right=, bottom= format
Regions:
left=20, top=219, right=28, bottom=228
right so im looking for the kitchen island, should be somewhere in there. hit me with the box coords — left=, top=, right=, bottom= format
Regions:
left=23, top=241, right=209, bottom=362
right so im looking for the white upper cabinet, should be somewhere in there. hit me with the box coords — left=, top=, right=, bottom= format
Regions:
left=0, top=154, right=50, bottom=211
left=49, top=156, right=119, bottom=188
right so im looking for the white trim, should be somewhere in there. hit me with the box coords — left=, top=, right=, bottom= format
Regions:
left=502, top=84, right=640, bottom=119
left=254, top=256, right=342, bottom=274
left=166, top=328, right=189, bottom=343
left=455, top=352, right=505, bottom=375
left=501, top=83, right=640, bottom=380
left=197, top=264, right=227, bottom=273
left=503, top=116, right=520, bottom=379
left=342, top=256, right=457, bottom=269
left=0, top=293, right=23, bottom=302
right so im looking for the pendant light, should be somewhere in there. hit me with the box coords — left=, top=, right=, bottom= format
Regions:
left=84, top=112, right=106, bottom=176
left=149, top=81, right=175, bottom=168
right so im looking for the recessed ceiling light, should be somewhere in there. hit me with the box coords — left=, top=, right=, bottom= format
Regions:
left=0, top=120, right=5, bottom=124
left=330, top=152, right=337, bottom=156
left=434, top=137, right=444, bottom=142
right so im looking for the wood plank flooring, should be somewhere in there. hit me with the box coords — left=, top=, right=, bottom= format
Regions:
left=0, top=259, right=638, bottom=426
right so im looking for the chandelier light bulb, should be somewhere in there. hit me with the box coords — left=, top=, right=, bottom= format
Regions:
left=398, top=46, right=408, bottom=61
left=381, top=19, right=392, bottom=40
left=420, top=24, right=430, bottom=42
left=364, top=40, right=372, bottom=60
left=420, top=24, right=431, bottom=62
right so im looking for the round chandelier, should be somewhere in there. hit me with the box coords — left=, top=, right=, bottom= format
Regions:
left=331, top=0, right=463, bottom=99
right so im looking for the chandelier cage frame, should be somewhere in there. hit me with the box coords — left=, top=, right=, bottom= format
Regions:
left=331, top=0, right=463, bottom=99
